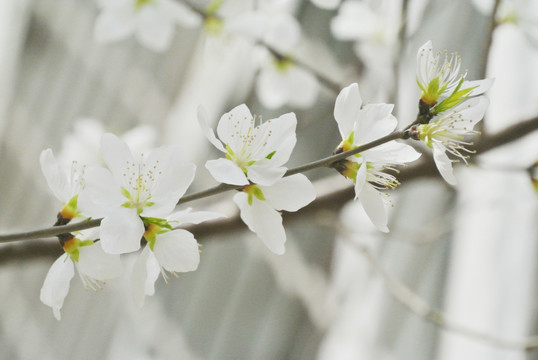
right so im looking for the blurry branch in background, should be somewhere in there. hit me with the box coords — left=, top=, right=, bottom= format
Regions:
left=476, top=0, right=501, bottom=134
left=350, top=241, right=538, bottom=351
left=180, top=0, right=345, bottom=93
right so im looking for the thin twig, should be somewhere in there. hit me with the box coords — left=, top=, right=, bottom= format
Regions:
left=0, top=131, right=408, bottom=243
left=179, top=0, right=343, bottom=93
left=353, top=242, right=538, bottom=351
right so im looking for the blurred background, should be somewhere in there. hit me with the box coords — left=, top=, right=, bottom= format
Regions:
left=0, top=0, right=537, bottom=359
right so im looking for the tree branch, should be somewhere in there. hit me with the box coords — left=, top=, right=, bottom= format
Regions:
left=352, top=241, right=538, bottom=351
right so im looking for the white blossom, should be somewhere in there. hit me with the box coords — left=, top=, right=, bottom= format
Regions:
left=198, top=104, right=296, bottom=186
left=333, top=83, right=421, bottom=232
left=416, top=40, right=494, bottom=110
left=132, top=208, right=225, bottom=307
left=417, top=96, right=489, bottom=185
left=93, top=0, right=202, bottom=52
left=40, top=233, right=122, bottom=320
left=79, top=133, right=195, bottom=254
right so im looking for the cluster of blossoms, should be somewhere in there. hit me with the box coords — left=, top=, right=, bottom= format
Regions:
left=36, top=39, right=491, bottom=320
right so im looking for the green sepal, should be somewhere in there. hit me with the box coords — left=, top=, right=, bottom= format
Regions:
left=143, top=217, right=173, bottom=231
left=69, top=248, right=80, bottom=262
left=121, top=187, right=132, bottom=200
left=266, top=151, right=276, bottom=160
left=134, top=0, right=154, bottom=10
left=206, top=0, right=223, bottom=15
left=434, top=81, right=476, bottom=114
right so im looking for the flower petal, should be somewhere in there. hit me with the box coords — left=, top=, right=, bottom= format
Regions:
left=77, top=166, right=124, bottom=218
left=432, top=142, right=457, bottom=185
left=40, top=149, right=71, bottom=203
left=262, top=174, right=316, bottom=211
left=198, top=105, right=225, bottom=152
left=331, top=1, right=377, bottom=41
left=354, top=104, right=396, bottom=145
left=94, top=8, right=135, bottom=44
left=135, top=6, right=175, bottom=52
left=132, top=246, right=160, bottom=308
left=161, top=0, right=202, bottom=28
left=463, top=78, right=495, bottom=97
left=167, top=208, right=226, bottom=225
left=359, top=184, right=389, bottom=232
left=234, top=192, right=287, bottom=255
left=100, top=207, right=144, bottom=254
left=256, top=66, right=289, bottom=109
left=246, top=164, right=287, bottom=186
left=40, top=254, right=74, bottom=321
left=153, top=229, right=200, bottom=272
left=142, top=153, right=195, bottom=218
left=285, top=66, right=319, bottom=109
left=363, top=141, right=421, bottom=164
left=353, top=159, right=368, bottom=199
left=334, top=83, right=363, bottom=139
left=205, top=158, right=249, bottom=185
left=77, top=242, right=122, bottom=280
left=311, top=0, right=341, bottom=10
left=216, top=104, right=254, bottom=153
left=101, top=133, right=136, bottom=190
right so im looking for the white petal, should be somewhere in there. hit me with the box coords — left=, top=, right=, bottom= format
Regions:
left=331, top=1, right=377, bottom=41
left=432, top=143, right=457, bottom=185
left=416, top=40, right=433, bottom=86
left=216, top=104, right=253, bottom=153
left=451, top=96, right=489, bottom=127
left=40, top=149, right=71, bottom=203
left=463, top=78, right=495, bottom=97
left=77, top=242, right=122, bottom=280
left=142, top=153, right=195, bottom=217
left=256, top=66, right=289, bottom=109
left=121, top=125, right=158, bottom=155
left=197, top=105, right=225, bottom=152
left=310, top=0, right=341, bottom=10
left=363, top=141, right=421, bottom=164
left=205, top=158, right=249, bottom=185
left=101, top=133, right=136, bottom=189
left=359, top=184, right=389, bottom=232
left=160, top=0, right=202, bottom=28
left=354, top=104, right=396, bottom=145
left=136, top=6, right=175, bottom=52
left=334, top=83, right=362, bottom=139
left=100, top=207, right=144, bottom=254
left=247, top=164, right=287, bottom=186
left=153, top=229, right=200, bottom=272
left=132, top=246, right=160, bottom=308
left=167, top=208, right=226, bottom=225
left=40, top=254, right=74, bottom=321
left=262, top=174, right=316, bottom=211
left=285, top=66, right=319, bottom=108
left=234, top=192, right=287, bottom=255
left=353, top=160, right=368, bottom=200
left=77, top=166, right=124, bottom=218
left=264, top=13, right=301, bottom=53
left=94, top=8, right=135, bottom=44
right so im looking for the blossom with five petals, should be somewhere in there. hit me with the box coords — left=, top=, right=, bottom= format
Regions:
left=333, top=83, right=421, bottom=232
left=79, top=133, right=195, bottom=254
left=40, top=230, right=122, bottom=320
left=132, top=208, right=225, bottom=307
left=198, top=104, right=296, bottom=186
left=415, top=96, right=489, bottom=185
left=93, top=0, right=201, bottom=52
